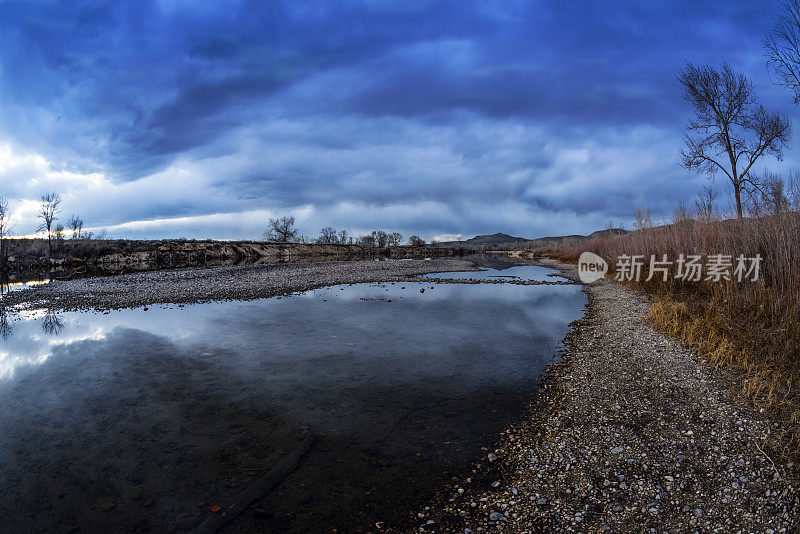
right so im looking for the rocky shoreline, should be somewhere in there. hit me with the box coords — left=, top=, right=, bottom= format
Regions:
left=404, top=258, right=800, bottom=533
left=0, top=258, right=475, bottom=312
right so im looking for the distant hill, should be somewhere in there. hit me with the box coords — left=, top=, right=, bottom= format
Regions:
left=438, top=228, right=628, bottom=250
left=464, top=232, right=530, bottom=246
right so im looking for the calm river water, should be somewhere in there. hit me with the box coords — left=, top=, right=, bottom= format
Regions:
left=0, top=263, right=584, bottom=532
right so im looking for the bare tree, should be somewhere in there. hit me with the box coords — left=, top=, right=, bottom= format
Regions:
left=0, top=197, right=11, bottom=261
left=41, top=309, right=64, bottom=336
left=54, top=224, right=65, bottom=251
left=356, top=235, right=374, bottom=249
left=318, top=226, right=338, bottom=244
left=633, top=206, right=653, bottom=231
left=338, top=229, right=349, bottom=245
left=789, top=170, right=800, bottom=210
left=67, top=215, right=84, bottom=240
left=695, top=184, right=718, bottom=219
left=678, top=61, right=791, bottom=219
left=37, top=193, right=62, bottom=254
left=387, top=232, right=403, bottom=247
left=0, top=306, right=11, bottom=341
left=757, top=171, right=791, bottom=214
left=264, top=216, right=298, bottom=243
left=765, top=0, right=800, bottom=104
left=672, top=200, right=691, bottom=224
left=371, top=230, right=388, bottom=248
left=408, top=235, right=425, bottom=247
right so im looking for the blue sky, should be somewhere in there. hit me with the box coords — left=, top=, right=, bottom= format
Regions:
left=0, top=0, right=796, bottom=241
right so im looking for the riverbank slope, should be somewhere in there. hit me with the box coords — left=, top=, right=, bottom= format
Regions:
left=409, top=259, right=799, bottom=532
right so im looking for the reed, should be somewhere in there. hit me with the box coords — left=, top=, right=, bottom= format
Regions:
left=554, top=206, right=800, bottom=456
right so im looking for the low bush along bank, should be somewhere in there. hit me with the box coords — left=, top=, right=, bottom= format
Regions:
left=552, top=210, right=800, bottom=458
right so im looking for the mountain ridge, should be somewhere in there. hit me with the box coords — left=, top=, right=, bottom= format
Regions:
left=437, top=228, right=628, bottom=249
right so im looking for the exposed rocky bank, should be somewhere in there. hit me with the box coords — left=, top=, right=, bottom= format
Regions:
left=0, top=258, right=475, bottom=312
left=0, top=239, right=449, bottom=274
left=404, top=259, right=799, bottom=533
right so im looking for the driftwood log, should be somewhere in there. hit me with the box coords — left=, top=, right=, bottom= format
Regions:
left=191, top=434, right=315, bottom=534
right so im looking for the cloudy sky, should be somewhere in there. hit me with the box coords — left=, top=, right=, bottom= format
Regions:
left=0, top=0, right=797, bottom=241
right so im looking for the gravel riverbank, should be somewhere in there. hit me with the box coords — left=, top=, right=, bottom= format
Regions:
left=0, top=258, right=475, bottom=312
left=406, top=259, right=800, bottom=533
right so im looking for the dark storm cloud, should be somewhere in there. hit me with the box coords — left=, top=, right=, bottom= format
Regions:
left=0, top=0, right=501, bottom=177
left=0, top=0, right=793, bottom=239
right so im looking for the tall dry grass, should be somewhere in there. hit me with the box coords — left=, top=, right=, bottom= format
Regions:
left=555, top=205, right=800, bottom=456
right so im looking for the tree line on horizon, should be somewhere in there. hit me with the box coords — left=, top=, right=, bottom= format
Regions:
left=13, top=2, right=800, bottom=258
left=0, top=196, right=434, bottom=263
left=0, top=193, right=92, bottom=260
left=263, top=215, right=430, bottom=248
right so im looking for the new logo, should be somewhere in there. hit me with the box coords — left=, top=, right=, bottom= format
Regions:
left=578, top=252, right=608, bottom=284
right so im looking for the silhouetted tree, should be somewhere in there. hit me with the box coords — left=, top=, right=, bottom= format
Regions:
left=695, top=185, right=718, bottom=220
left=37, top=193, right=62, bottom=254
left=765, top=0, right=800, bottom=104
left=338, top=229, right=349, bottom=245
left=371, top=230, right=388, bottom=248
left=318, top=226, right=338, bottom=244
left=409, top=235, right=425, bottom=247
left=633, top=207, right=653, bottom=231
left=789, top=171, right=800, bottom=210
left=388, top=232, right=403, bottom=246
left=41, top=309, right=63, bottom=336
left=678, top=61, right=791, bottom=218
left=67, top=215, right=84, bottom=240
left=0, top=197, right=10, bottom=261
left=54, top=224, right=65, bottom=251
left=756, top=171, right=791, bottom=214
left=0, top=305, right=11, bottom=341
left=356, top=235, right=374, bottom=249
left=265, top=216, right=299, bottom=243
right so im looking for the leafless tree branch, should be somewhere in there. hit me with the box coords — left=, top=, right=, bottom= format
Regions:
left=765, top=0, right=800, bottom=104
left=678, top=61, right=791, bottom=218
left=265, top=216, right=298, bottom=243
